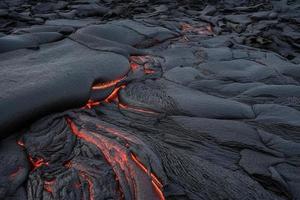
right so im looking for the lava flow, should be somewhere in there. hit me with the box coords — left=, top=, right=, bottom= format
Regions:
left=66, top=118, right=165, bottom=200
left=17, top=140, right=49, bottom=171
left=92, top=77, right=125, bottom=90
left=29, top=156, right=49, bottom=170
left=82, top=100, right=100, bottom=109
left=130, top=56, right=157, bottom=75
left=118, top=103, right=157, bottom=114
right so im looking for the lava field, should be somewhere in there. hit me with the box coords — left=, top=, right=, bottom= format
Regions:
left=0, top=0, right=300, bottom=200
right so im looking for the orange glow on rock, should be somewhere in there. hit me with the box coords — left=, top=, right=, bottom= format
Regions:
left=66, top=118, right=165, bottom=200
left=92, top=77, right=125, bottom=90
left=130, top=153, right=165, bottom=200
left=29, top=156, right=49, bottom=170
left=104, top=85, right=125, bottom=103
left=82, top=100, right=100, bottom=109
left=130, top=56, right=157, bottom=75
left=119, top=103, right=157, bottom=114
left=130, top=62, right=140, bottom=71
left=79, top=172, right=95, bottom=200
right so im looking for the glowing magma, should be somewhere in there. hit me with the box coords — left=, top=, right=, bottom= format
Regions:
left=66, top=118, right=165, bottom=200
left=92, top=77, right=125, bottom=90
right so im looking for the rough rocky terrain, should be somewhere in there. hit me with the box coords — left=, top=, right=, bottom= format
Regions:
left=0, top=0, right=300, bottom=200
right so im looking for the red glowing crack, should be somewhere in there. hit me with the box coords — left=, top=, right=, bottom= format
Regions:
left=66, top=118, right=165, bottom=200
left=29, top=156, right=49, bottom=170
left=92, top=77, right=125, bottom=90
left=118, top=103, right=157, bottom=114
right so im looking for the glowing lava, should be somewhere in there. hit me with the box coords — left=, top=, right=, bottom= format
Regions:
left=119, top=103, right=157, bottom=114
left=17, top=140, right=49, bottom=170
left=82, top=100, right=100, bottom=109
left=131, top=153, right=165, bottom=200
left=92, top=77, right=125, bottom=90
left=104, top=85, right=125, bottom=103
left=66, top=118, right=165, bottom=200
left=79, top=172, right=95, bottom=200
left=29, top=156, right=49, bottom=170
left=130, top=62, right=140, bottom=72
left=130, top=56, right=156, bottom=75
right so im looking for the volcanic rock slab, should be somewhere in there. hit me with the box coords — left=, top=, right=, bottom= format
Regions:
left=0, top=0, right=300, bottom=200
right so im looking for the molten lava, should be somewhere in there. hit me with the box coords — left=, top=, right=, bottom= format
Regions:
left=79, top=172, right=95, bottom=200
left=83, top=100, right=100, bottom=109
left=29, top=156, right=49, bottom=170
left=130, top=56, right=157, bottom=75
left=66, top=118, right=165, bottom=200
left=104, top=85, right=125, bottom=103
left=118, top=103, right=157, bottom=114
left=130, top=62, right=140, bottom=72
left=131, top=153, right=165, bottom=200
left=92, top=77, right=125, bottom=90
left=17, top=140, right=49, bottom=170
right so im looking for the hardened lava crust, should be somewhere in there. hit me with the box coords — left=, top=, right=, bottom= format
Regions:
left=0, top=0, right=300, bottom=200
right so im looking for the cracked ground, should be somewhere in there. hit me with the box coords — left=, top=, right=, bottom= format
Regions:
left=0, top=0, right=300, bottom=200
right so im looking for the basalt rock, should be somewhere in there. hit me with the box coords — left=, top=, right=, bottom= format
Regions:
left=0, top=1, right=300, bottom=200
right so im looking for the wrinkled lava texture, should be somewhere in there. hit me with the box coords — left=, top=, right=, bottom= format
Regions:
left=1, top=0, right=300, bottom=200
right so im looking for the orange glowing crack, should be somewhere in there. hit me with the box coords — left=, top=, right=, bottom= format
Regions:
left=131, top=153, right=165, bottom=200
left=66, top=118, right=165, bottom=200
left=130, top=62, right=140, bottom=72
left=119, top=103, right=157, bottom=114
left=79, top=172, right=95, bottom=200
left=29, top=156, right=49, bottom=170
left=104, top=85, right=125, bottom=103
left=64, top=161, right=95, bottom=200
left=130, top=56, right=157, bottom=75
left=82, top=100, right=100, bottom=109
left=66, top=119, right=127, bottom=198
left=96, top=124, right=135, bottom=145
left=92, top=77, right=125, bottom=90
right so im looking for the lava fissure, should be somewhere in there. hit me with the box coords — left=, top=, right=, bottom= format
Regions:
left=66, top=117, right=165, bottom=200
left=79, top=172, right=95, bottom=200
left=29, top=156, right=49, bottom=171
left=92, top=77, right=126, bottom=90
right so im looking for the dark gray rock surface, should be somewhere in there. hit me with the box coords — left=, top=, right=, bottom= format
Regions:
left=0, top=0, right=299, bottom=200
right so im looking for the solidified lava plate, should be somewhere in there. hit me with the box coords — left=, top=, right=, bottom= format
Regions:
left=1, top=0, right=300, bottom=200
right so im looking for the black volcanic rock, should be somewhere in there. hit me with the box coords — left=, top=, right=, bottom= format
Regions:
left=0, top=38, right=130, bottom=138
left=0, top=0, right=300, bottom=200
